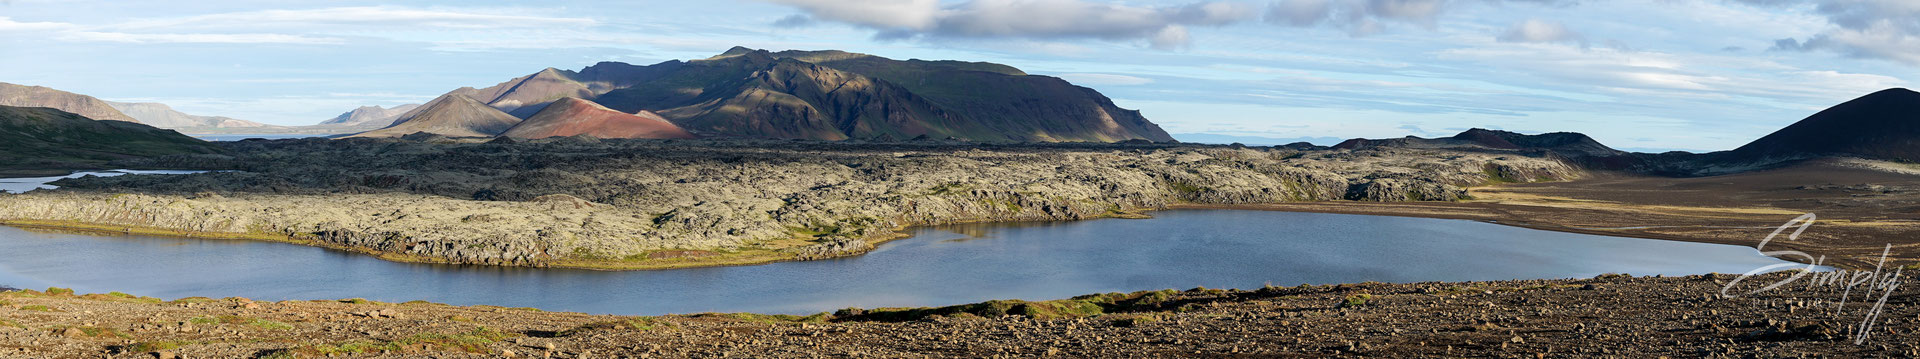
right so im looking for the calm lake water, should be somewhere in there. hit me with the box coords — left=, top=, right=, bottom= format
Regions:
left=192, top=134, right=322, bottom=141
left=0, top=209, right=1808, bottom=315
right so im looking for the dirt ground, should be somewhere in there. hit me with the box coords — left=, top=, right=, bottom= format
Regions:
left=0, top=270, right=1910, bottom=358
left=1191, top=159, right=1920, bottom=270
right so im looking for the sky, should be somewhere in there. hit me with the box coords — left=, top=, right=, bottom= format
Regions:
left=1, top=0, right=1915, bottom=152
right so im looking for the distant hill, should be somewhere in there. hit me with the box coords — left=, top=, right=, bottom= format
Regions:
left=500, top=97, right=692, bottom=139
left=106, top=101, right=273, bottom=129
left=1724, top=88, right=1920, bottom=163
left=0, top=82, right=139, bottom=123
left=347, top=93, right=522, bottom=138
left=1173, top=133, right=1343, bottom=147
left=352, top=47, right=1172, bottom=142
left=320, top=104, right=422, bottom=127
left=0, top=105, right=222, bottom=173
left=1333, top=128, right=1623, bottom=157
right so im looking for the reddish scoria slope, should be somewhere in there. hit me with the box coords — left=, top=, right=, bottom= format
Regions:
left=499, top=97, right=694, bottom=139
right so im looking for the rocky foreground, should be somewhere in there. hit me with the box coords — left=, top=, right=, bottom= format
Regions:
left=0, top=271, right=1910, bottom=358
left=0, top=139, right=1578, bottom=269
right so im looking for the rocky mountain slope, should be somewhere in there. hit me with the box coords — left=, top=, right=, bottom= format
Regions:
left=319, top=104, right=422, bottom=127
left=0, top=139, right=1578, bottom=268
left=347, top=94, right=523, bottom=138
left=105, top=101, right=272, bottom=129
left=500, top=97, right=693, bottom=139
left=0, top=82, right=139, bottom=123
left=0, top=105, right=222, bottom=174
left=360, top=47, right=1172, bottom=142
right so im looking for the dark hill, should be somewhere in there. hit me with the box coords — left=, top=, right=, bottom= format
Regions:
left=0, top=105, right=222, bottom=173
left=1725, top=88, right=1920, bottom=162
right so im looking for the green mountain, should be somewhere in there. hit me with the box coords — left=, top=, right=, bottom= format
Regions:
left=0, top=105, right=223, bottom=173
left=365, top=47, right=1172, bottom=142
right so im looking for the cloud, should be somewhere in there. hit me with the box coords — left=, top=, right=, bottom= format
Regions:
left=1055, top=73, right=1156, bottom=85
left=772, top=14, right=816, bottom=28
left=0, top=16, right=74, bottom=32
left=762, top=0, right=1257, bottom=50
left=1263, top=0, right=1578, bottom=35
left=112, top=6, right=596, bottom=31
left=1750, top=0, right=1920, bottom=65
left=61, top=32, right=346, bottom=45
left=1497, top=19, right=1585, bottom=45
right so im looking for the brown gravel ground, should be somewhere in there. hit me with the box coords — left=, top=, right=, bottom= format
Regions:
left=1, top=271, right=1913, bottom=358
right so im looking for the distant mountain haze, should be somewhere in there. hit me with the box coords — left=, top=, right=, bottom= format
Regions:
left=0, top=82, right=139, bottom=124
left=106, top=101, right=272, bottom=129
left=320, top=104, right=423, bottom=127
left=355, top=47, right=1173, bottom=142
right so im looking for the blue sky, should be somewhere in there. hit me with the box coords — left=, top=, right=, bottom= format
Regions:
left=1, top=0, right=1914, bottom=151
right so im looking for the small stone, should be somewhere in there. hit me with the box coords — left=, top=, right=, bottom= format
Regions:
left=152, top=351, right=179, bottom=359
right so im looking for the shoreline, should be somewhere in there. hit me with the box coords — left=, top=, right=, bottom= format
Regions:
left=0, top=195, right=1855, bottom=272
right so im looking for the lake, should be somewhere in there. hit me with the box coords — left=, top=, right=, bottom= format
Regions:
left=0, top=209, right=1810, bottom=315
left=0, top=170, right=208, bottom=193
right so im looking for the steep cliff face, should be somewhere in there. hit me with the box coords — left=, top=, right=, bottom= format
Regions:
left=0, top=82, right=139, bottom=123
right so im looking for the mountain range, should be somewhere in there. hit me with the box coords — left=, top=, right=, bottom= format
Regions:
left=320, top=104, right=423, bottom=128
left=106, top=101, right=272, bottom=129
left=1329, top=88, right=1920, bottom=175
left=351, top=47, right=1174, bottom=142
left=0, top=82, right=280, bottom=132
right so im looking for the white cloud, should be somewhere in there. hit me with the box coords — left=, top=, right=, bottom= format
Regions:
left=61, top=32, right=346, bottom=45
left=1497, top=19, right=1584, bottom=44
left=112, top=6, right=596, bottom=31
left=1751, top=0, right=1920, bottom=65
left=764, top=0, right=1256, bottom=50
left=1055, top=73, right=1156, bottom=85
left=0, top=16, right=74, bottom=32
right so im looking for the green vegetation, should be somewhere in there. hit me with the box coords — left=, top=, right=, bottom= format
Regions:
left=1109, top=315, right=1160, bottom=327
left=249, top=319, right=294, bottom=330
left=304, top=327, right=517, bottom=355
left=842, top=289, right=1181, bottom=322
left=1340, top=293, right=1374, bottom=308
left=0, top=105, right=223, bottom=171
left=339, top=298, right=378, bottom=305
left=126, top=341, right=183, bottom=352
left=559, top=317, right=672, bottom=336
left=0, top=318, right=22, bottom=328
left=20, top=305, right=51, bottom=312
left=44, top=287, right=73, bottom=296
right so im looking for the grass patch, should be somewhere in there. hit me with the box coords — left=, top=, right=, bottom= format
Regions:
left=125, top=341, right=183, bottom=352
left=53, top=325, right=128, bottom=339
left=170, top=297, right=215, bottom=304
left=558, top=317, right=672, bottom=336
left=20, top=305, right=51, bottom=312
left=302, top=326, right=517, bottom=355
left=44, top=287, right=73, bottom=296
left=249, top=319, right=294, bottom=330
left=1339, top=293, right=1373, bottom=308
left=843, top=289, right=1181, bottom=322
left=0, top=318, right=22, bottom=328
left=339, top=298, right=377, bottom=305
left=696, top=312, right=829, bottom=324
